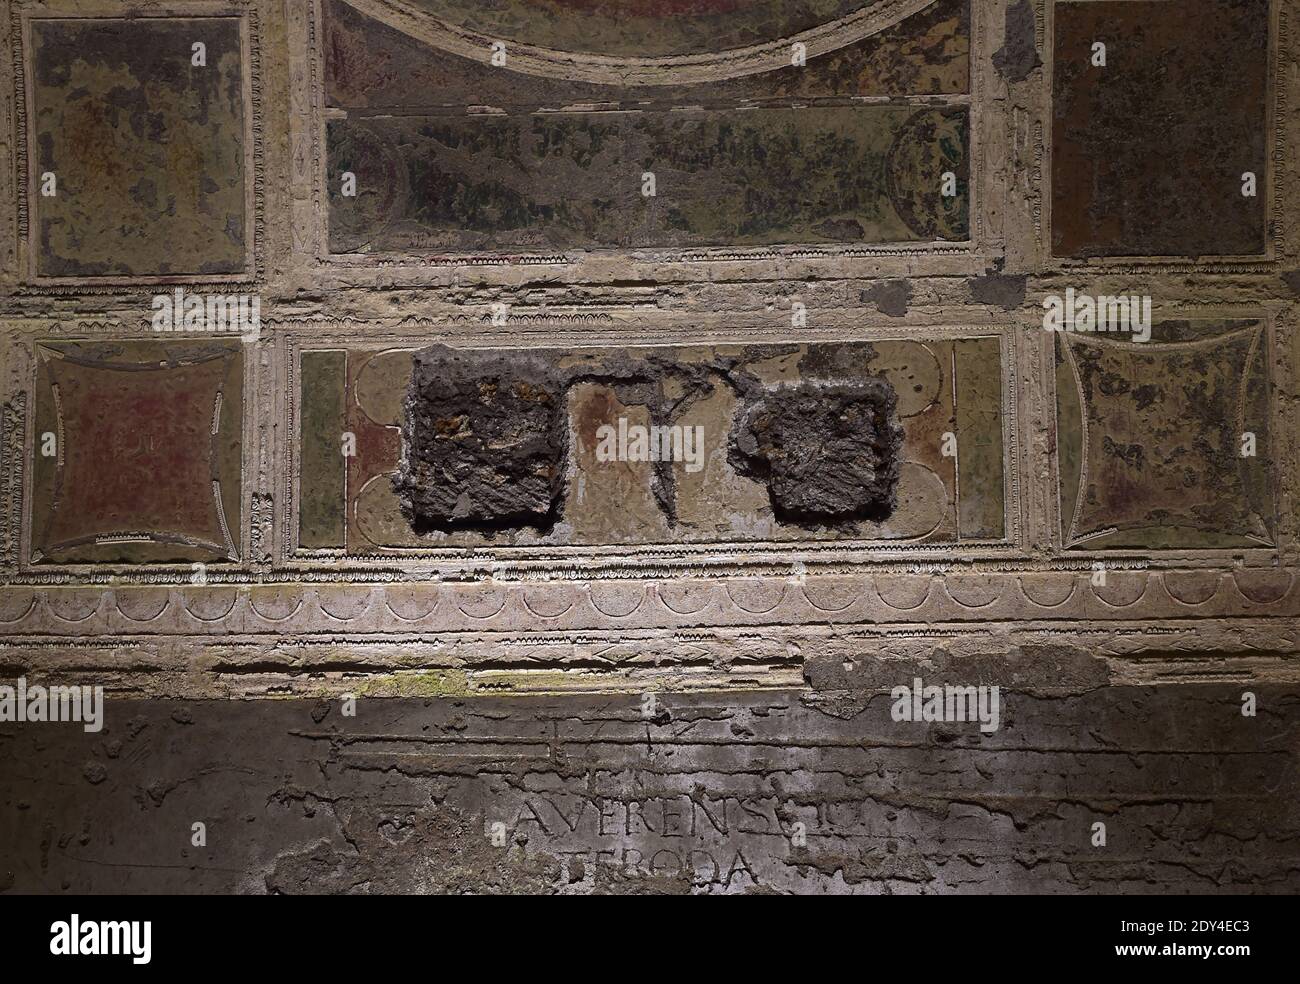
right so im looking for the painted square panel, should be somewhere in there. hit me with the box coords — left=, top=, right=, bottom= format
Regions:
left=30, top=341, right=243, bottom=564
left=1056, top=321, right=1274, bottom=549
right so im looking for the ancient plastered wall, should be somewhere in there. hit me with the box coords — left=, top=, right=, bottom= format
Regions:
left=0, top=0, right=1297, bottom=701
left=3, top=0, right=1300, bottom=897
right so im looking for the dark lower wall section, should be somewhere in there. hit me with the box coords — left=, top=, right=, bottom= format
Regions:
left=2, top=686, right=1298, bottom=894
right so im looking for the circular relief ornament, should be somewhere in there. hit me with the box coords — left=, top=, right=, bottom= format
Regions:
left=327, top=122, right=408, bottom=253
left=885, top=107, right=969, bottom=241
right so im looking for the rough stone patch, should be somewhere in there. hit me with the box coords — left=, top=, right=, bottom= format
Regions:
left=730, top=382, right=904, bottom=526
left=393, top=346, right=568, bottom=533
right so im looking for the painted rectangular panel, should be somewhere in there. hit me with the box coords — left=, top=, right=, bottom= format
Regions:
left=301, top=337, right=1010, bottom=553
left=954, top=336, right=1004, bottom=539
left=328, top=107, right=968, bottom=252
left=1051, top=0, right=1268, bottom=258
left=324, top=0, right=969, bottom=254
left=30, top=18, right=247, bottom=277
left=299, top=351, right=348, bottom=549
left=324, top=0, right=971, bottom=108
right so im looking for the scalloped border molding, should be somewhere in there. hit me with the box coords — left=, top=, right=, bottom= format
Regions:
left=0, top=570, right=1296, bottom=639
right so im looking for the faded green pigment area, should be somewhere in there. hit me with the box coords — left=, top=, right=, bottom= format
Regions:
left=954, top=336, right=1005, bottom=539
left=299, top=351, right=348, bottom=550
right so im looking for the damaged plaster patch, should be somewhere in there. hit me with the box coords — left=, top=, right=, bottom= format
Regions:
left=392, top=345, right=919, bottom=536
left=393, top=346, right=568, bottom=533
left=992, top=0, right=1041, bottom=83
left=730, top=382, right=903, bottom=527
left=861, top=280, right=913, bottom=317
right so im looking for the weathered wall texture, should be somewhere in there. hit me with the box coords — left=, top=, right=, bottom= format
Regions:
left=4, top=685, right=1299, bottom=894
left=2, top=0, right=1300, bottom=893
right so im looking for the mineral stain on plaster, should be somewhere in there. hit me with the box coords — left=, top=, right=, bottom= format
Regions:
left=967, top=272, right=1027, bottom=311
left=861, top=279, right=913, bottom=317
